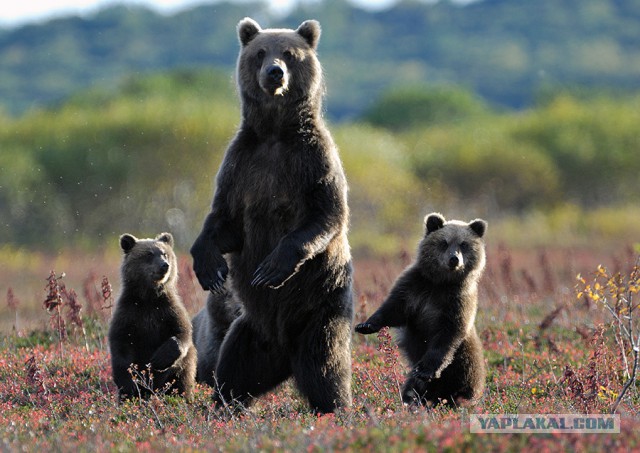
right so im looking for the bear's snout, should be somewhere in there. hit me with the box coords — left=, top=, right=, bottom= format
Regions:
left=260, top=62, right=289, bottom=96
left=448, top=251, right=464, bottom=270
left=267, top=65, right=284, bottom=82
left=153, top=259, right=171, bottom=283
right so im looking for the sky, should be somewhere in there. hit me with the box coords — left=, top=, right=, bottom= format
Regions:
left=0, top=0, right=403, bottom=27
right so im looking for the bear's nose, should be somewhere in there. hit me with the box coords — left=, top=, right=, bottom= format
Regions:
left=266, top=65, right=284, bottom=82
left=448, top=255, right=459, bottom=269
left=159, top=261, right=169, bottom=274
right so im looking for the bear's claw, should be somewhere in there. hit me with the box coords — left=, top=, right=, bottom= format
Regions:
left=354, top=322, right=380, bottom=335
left=193, top=250, right=228, bottom=292
left=251, top=247, right=299, bottom=289
left=251, top=264, right=290, bottom=289
left=207, top=271, right=227, bottom=294
left=412, top=366, right=435, bottom=382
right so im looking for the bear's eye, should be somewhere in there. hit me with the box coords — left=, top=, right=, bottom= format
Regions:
left=256, top=49, right=266, bottom=60
left=460, top=242, right=470, bottom=252
left=439, top=240, right=448, bottom=250
left=283, top=50, right=294, bottom=62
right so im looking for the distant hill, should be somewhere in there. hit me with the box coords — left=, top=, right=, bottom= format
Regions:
left=1, top=0, right=640, bottom=119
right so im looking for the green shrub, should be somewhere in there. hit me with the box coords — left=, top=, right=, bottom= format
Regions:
left=405, top=120, right=560, bottom=212
left=362, top=85, right=488, bottom=131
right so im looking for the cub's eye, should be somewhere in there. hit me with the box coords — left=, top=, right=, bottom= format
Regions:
left=439, top=240, right=448, bottom=250
left=256, top=49, right=266, bottom=60
left=460, top=242, right=470, bottom=252
left=283, top=50, right=294, bottom=62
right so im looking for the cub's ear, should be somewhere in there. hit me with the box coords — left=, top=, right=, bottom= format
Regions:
left=238, top=17, right=261, bottom=46
left=296, top=20, right=321, bottom=49
left=120, top=234, right=138, bottom=253
left=156, top=232, right=174, bottom=247
left=469, top=219, right=487, bottom=238
left=424, top=213, right=445, bottom=234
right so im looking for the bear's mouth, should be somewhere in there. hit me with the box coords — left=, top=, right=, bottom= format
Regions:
left=152, top=269, right=170, bottom=285
left=261, top=80, right=289, bottom=97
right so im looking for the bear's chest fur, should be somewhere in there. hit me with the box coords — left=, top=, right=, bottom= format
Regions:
left=404, top=284, right=474, bottom=342
left=229, top=133, right=320, bottom=252
left=241, top=139, right=306, bottom=211
left=117, top=297, right=179, bottom=359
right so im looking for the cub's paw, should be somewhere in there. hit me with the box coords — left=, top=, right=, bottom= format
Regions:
left=150, top=336, right=182, bottom=372
left=411, top=365, right=436, bottom=382
left=354, top=322, right=381, bottom=335
left=401, top=389, right=426, bottom=409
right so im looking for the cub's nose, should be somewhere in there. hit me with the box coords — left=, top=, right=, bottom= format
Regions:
left=159, top=261, right=170, bottom=274
left=448, top=255, right=459, bottom=269
left=267, top=65, right=284, bottom=82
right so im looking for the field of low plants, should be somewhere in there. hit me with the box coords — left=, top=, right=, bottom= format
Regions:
left=1, top=243, right=639, bottom=450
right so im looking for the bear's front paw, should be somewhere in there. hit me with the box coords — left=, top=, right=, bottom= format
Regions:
left=354, top=322, right=381, bottom=335
left=251, top=247, right=299, bottom=289
left=412, top=365, right=436, bottom=382
left=207, top=268, right=228, bottom=295
left=192, top=244, right=228, bottom=293
left=150, top=336, right=182, bottom=371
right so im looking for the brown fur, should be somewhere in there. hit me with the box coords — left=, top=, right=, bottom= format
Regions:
left=191, top=282, right=242, bottom=386
left=190, top=18, right=353, bottom=413
left=108, top=232, right=196, bottom=401
left=355, top=213, right=487, bottom=407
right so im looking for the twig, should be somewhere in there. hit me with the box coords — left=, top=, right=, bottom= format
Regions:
left=611, top=344, right=638, bottom=414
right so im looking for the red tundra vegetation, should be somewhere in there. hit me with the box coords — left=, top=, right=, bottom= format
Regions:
left=1, top=245, right=639, bottom=450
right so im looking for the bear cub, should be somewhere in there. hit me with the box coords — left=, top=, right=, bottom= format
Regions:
left=355, top=213, right=487, bottom=407
left=108, top=232, right=196, bottom=401
left=191, top=283, right=242, bottom=386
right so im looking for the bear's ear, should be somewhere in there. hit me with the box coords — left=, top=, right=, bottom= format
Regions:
left=156, top=232, right=174, bottom=247
left=424, top=213, right=446, bottom=234
left=120, top=234, right=137, bottom=253
left=469, top=219, right=487, bottom=238
left=296, top=20, right=321, bottom=49
left=238, top=17, right=261, bottom=46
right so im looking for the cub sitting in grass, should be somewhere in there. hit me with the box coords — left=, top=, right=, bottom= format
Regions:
left=108, top=232, right=196, bottom=401
left=355, top=213, right=487, bottom=407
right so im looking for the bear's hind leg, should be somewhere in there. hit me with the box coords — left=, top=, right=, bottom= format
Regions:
left=215, top=316, right=291, bottom=409
left=291, top=316, right=352, bottom=413
left=172, top=344, right=197, bottom=402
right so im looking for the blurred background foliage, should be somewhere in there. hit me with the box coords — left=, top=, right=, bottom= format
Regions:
left=1, top=0, right=640, bottom=255
left=1, top=69, right=639, bottom=254
left=2, top=0, right=640, bottom=118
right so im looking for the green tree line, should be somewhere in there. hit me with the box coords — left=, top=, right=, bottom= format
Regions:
left=1, top=0, right=640, bottom=118
left=1, top=70, right=639, bottom=252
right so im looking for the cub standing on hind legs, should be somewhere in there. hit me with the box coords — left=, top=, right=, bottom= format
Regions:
left=355, top=213, right=487, bottom=407
left=108, top=232, right=196, bottom=402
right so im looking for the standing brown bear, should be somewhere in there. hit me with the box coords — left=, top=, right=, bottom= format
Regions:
left=190, top=18, right=353, bottom=413
left=355, top=213, right=487, bottom=407
left=109, top=232, right=196, bottom=401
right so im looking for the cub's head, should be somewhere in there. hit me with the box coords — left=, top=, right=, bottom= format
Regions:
left=417, top=213, right=487, bottom=284
left=119, top=232, right=177, bottom=290
left=236, top=17, right=323, bottom=101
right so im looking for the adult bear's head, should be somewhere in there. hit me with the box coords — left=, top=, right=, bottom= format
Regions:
left=236, top=17, right=324, bottom=103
